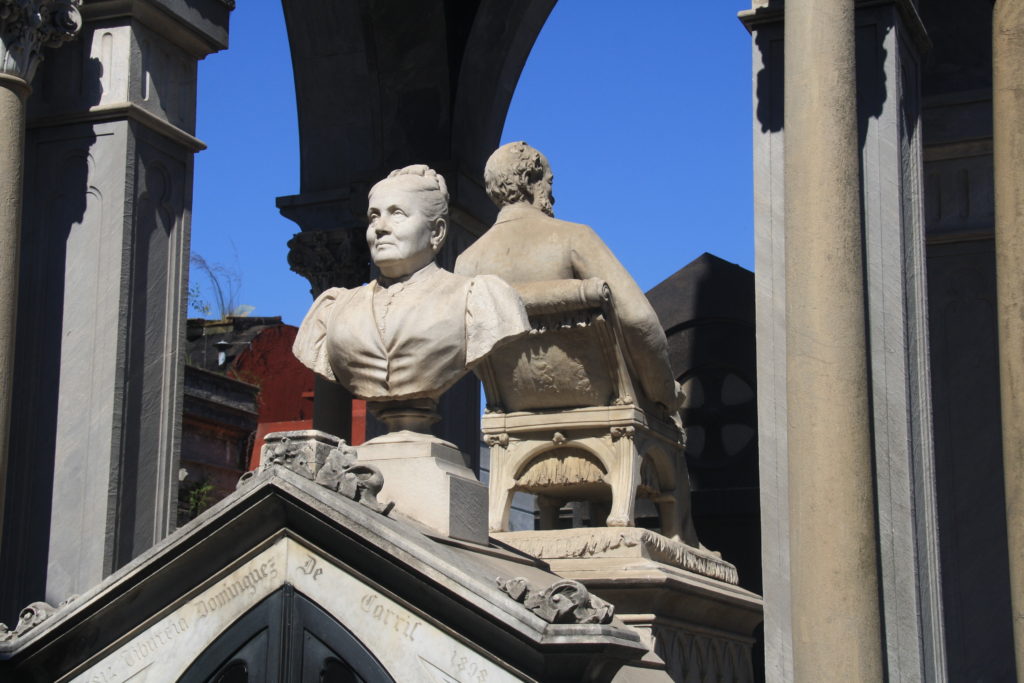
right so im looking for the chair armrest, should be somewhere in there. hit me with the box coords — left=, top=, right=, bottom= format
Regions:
left=515, top=278, right=610, bottom=315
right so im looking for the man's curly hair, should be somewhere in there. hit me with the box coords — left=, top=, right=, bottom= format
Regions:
left=483, top=142, right=548, bottom=208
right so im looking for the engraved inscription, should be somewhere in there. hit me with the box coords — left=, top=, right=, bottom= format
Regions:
left=451, top=648, right=490, bottom=682
left=360, top=593, right=421, bottom=641
left=85, top=617, right=190, bottom=682
left=298, top=555, right=323, bottom=580
left=75, top=546, right=289, bottom=683
left=193, top=558, right=279, bottom=620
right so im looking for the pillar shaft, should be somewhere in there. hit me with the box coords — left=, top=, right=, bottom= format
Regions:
left=0, top=75, right=28, bottom=543
left=0, top=0, right=82, bottom=567
left=0, top=2, right=227, bottom=617
left=784, top=0, right=884, bottom=679
left=994, top=1, right=1024, bottom=676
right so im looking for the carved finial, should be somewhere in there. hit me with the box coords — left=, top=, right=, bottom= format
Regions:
left=240, top=431, right=392, bottom=516
left=1, top=0, right=82, bottom=83
left=496, top=576, right=614, bottom=625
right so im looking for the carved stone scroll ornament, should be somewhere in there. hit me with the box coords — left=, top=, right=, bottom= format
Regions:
left=0, top=0, right=82, bottom=83
left=0, top=594, right=76, bottom=642
left=496, top=576, right=614, bottom=625
left=314, top=442, right=392, bottom=515
left=238, top=432, right=391, bottom=515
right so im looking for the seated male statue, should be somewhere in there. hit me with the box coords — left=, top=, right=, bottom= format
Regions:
left=293, top=165, right=530, bottom=434
left=455, top=141, right=683, bottom=414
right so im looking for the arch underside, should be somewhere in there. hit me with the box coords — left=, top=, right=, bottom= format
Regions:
left=279, top=0, right=557, bottom=235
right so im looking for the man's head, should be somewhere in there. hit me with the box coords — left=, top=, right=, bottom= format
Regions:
left=367, top=165, right=449, bottom=279
left=483, top=141, right=555, bottom=216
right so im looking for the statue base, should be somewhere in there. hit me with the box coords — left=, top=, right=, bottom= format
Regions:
left=492, top=527, right=738, bottom=584
left=359, top=431, right=488, bottom=544
left=494, top=528, right=762, bottom=681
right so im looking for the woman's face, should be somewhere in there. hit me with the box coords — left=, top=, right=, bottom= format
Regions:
left=366, top=181, right=444, bottom=279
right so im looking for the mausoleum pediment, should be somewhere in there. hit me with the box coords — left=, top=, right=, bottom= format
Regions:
left=0, top=466, right=645, bottom=682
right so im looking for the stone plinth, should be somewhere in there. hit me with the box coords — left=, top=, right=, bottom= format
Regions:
left=568, top=560, right=762, bottom=682
left=358, top=432, right=488, bottom=545
left=494, top=528, right=738, bottom=585
left=495, top=528, right=762, bottom=681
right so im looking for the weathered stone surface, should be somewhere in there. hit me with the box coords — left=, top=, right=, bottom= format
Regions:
left=0, top=596, right=74, bottom=643
left=548, top=556, right=763, bottom=683
left=496, top=576, right=614, bottom=625
left=259, top=429, right=339, bottom=480
left=744, top=1, right=943, bottom=679
left=251, top=430, right=390, bottom=515
left=494, top=527, right=738, bottom=585
left=0, top=466, right=646, bottom=682
left=783, top=0, right=884, bottom=678
left=357, top=432, right=487, bottom=543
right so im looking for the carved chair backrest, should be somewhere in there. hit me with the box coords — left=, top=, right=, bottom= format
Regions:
left=476, top=278, right=643, bottom=413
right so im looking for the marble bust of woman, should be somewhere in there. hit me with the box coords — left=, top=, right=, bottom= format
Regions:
left=293, top=165, right=529, bottom=432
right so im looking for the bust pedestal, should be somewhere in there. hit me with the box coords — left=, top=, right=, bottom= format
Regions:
left=359, top=431, right=488, bottom=545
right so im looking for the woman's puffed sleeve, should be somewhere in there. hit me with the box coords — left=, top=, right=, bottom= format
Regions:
left=465, top=274, right=530, bottom=366
left=293, top=287, right=344, bottom=381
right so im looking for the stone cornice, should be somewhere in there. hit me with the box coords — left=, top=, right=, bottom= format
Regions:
left=83, top=0, right=230, bottom=58
left=28, top=101, right=206, bottom=151
left=0, top=0, right=82, bottom=83
left=739, top=0, right=931, bottom=53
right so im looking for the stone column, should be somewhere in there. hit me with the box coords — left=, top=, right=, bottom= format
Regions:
left=0, top=0, right=230, bottom=621
left=994, top=1, right=1024, bottom=676
left=0, top=0, right=81, bottom=550
left=783, top=0, right=884, bottom=679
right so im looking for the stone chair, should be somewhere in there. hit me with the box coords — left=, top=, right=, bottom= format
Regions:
left=477, top=278, right=695, bottom=543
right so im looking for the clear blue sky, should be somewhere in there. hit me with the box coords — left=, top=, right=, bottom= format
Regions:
left=189, top=1, right=753, bottom=326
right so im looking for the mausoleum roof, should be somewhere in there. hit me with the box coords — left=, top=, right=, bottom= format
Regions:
left=0, top=466, right=645, bottom=682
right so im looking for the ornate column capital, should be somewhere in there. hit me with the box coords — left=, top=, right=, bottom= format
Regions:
left=0, top=0, right=81, bottom=84
left=287, top=228, right=370, bottom=298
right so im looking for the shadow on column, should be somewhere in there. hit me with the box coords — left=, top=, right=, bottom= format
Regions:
left=0, top=56, right=102, bottom=624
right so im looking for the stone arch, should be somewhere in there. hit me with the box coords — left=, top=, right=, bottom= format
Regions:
left=513, top=444, right=610, bottom=493
left=278, top=0, right=556, bottom=246
left=278, top=0, right=556, bottom=453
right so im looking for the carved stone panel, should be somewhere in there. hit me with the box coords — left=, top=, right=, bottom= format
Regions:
left=72, top=537, right=525, bottom=683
